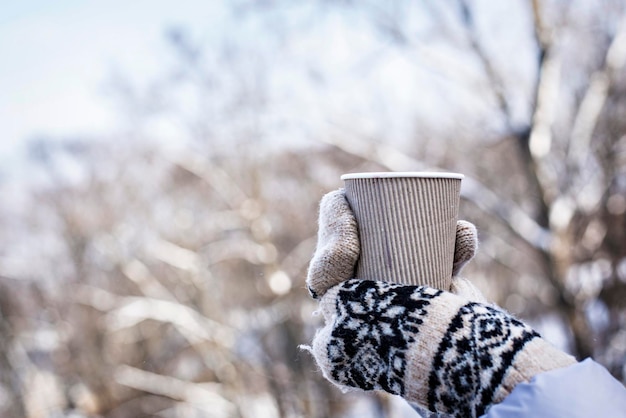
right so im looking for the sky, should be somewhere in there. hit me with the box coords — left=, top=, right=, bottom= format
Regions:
left=0, top=0, right=228, bottom=169
left=0, top=0, right=537, bottom=179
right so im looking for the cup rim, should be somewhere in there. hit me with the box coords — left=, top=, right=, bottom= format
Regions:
left=341, top=171, right=464, bottom=180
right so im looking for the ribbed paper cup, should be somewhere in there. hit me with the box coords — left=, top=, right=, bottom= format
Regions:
left=341, top=172, right=463, bottom=290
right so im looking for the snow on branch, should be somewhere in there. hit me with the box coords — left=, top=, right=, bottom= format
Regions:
left=568, top=16, right=626, bottom=169
left=115, top=365, right=235, bottom=417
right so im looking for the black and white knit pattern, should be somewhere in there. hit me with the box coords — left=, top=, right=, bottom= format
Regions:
left=324, top=280, right=540, bottom=418
left=427, top=303, right=539, bottom=417
left=326, top=279, right=442, bottom=395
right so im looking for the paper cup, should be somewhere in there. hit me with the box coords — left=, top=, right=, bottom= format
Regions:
left=341, top=172, right=463, bottom=290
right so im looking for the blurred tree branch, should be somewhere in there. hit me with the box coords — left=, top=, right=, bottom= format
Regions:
left=2, top=2, right=626, bottom=417
left=114, top=364, right=235, bottom=417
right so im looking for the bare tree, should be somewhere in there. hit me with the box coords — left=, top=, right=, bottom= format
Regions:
left=1, top=2, right=625, bottom=418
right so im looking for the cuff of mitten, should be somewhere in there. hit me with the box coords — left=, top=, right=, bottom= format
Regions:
left=492, top=338, right=577, bottom=403
left=405, top=296, right=576, bottom=416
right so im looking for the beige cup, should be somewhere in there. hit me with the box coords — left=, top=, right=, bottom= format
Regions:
left=341, top=172, right=463, bottom=290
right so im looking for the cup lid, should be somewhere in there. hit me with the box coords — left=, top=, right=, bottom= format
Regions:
left=341, top=172, right=464, bottom=180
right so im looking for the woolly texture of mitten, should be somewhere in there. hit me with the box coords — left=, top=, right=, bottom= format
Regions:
left=311, top=280, right=576, bottom=418
left=306, top=189, right=577, bottom=417
left=306, top=189, right=360, bottom=299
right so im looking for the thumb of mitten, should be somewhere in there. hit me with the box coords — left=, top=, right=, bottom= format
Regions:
left=452, top=220, right=477, bottom=277
left=450, top=221, right=488, bottom=303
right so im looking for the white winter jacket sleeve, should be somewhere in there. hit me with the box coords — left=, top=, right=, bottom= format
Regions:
left=482, top=358, right=626, bottom=418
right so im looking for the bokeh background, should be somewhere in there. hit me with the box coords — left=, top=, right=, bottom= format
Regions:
left=1, top=1, right=625, bottom=417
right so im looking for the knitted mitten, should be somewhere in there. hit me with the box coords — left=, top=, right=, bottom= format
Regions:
left=306, top=189, right=576, bottom=418
left=312, top=280, right=575, bottom=417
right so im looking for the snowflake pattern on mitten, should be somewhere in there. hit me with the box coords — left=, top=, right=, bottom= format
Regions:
left=326, top=279, right=442, bottom=394
left=320, top=280, right=541, bottom=418
left=427, top=303, right=539, bottom=417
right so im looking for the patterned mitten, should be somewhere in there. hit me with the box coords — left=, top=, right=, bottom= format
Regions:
left=305, top=189, right=576, bottom=418
left=311, top=280, right=575, bottom=417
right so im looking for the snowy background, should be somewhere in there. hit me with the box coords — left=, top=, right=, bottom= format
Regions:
left=1, top=1, right=625, bottom=417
